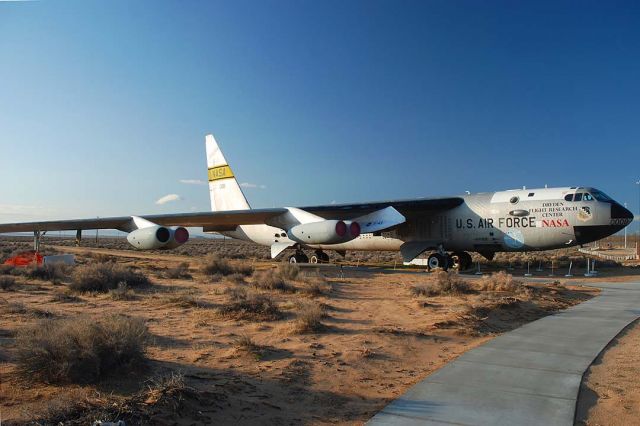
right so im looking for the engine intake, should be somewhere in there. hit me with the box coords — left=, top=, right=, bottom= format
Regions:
left=164, top=227, right=190, bottom=249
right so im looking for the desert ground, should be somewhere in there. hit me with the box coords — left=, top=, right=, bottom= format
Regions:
left=0, top=236, right=638, bottom=425
left=576, top=318, right=640, bottom=426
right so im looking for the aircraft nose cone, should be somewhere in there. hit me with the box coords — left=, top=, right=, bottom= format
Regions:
left=611, top=202, right=634, bottom=220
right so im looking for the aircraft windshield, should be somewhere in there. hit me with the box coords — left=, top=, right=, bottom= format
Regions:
left=591, top=190, right=613, bottom=202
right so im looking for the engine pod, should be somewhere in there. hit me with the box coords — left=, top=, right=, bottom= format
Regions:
left=288, top=220, right=360, bottom=245
left=127, top=226, right=171, bottom=250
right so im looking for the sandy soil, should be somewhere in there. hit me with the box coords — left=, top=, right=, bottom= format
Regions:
left=575, top=319, right=640, bottom=426
left=0, top=243, right=599, bottom=425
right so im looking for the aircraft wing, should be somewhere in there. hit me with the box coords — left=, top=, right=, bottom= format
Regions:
left=0, top=197, right=463, bottom=233
left=0, top=209, right=288, bottom=233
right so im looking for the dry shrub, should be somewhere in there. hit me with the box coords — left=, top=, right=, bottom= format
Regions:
left=0, top=276, right=16, bottom=290
left=165, top=262, right=191, bottom=279
left=109, top=282, right=136, bottom=300
left=218, top=294, right=281, bottom=321
left=224, top=286, right=248, bottom=301
left=144, top=372, right=189, bottom=409
left=477, top=271, right=529, bottom=294
left=226, top=273, right=247, bottom=284
left=411, top=271, right=471, bottom=297
left=70, top=263, right=149, bottom=292
left=278, top=263, right=300, bottom=280
left=0, top=265, right=15, bottom=275
left=251, top=269, right=295, bottom=293
left=15, top=314, right=148, bottom=383
left=291, top=301, right=326, bottom=334
left=299, top=274, right=331, bottom=297
left=232, top=335, right=263, bottom=359
left=51, top=290, right=80, bottom=303
left=200, top=254, right=253, bottom=277
left=0, top=300, right=53, bottom=318
left=162, top=293, right=203, bottom=308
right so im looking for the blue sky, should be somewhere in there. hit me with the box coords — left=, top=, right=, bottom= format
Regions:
left=1, top=1, right=639, bottom=229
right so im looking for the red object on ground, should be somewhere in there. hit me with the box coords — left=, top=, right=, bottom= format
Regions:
left=3, top=251, right=43, bottom=267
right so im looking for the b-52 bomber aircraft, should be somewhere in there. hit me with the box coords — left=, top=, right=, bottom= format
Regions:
left=0, top=134, right=634, bottom=270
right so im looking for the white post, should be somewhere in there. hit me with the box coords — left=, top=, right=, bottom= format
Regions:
left=624, top=202, right=628, bottom=249
left=565, top=261, right=573, bottom=277
left=475, top=261, right=482, bottom=275
left=524, top=261, right=532, bottom=277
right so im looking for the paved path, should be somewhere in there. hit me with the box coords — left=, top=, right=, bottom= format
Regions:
left=368, top=282, right=640, bottom=426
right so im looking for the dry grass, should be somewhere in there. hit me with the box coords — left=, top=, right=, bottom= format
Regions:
left=50, top=290, right=80, bottom=303
left=410, top=271, right=472, bottom=297
left=218, top=293, right=281, bottom=321
left=251, top=269, right=295, bottom=293
left=0, top=300, right=53, bottom=318
left=15, top=314, right=148, bottom=384
left=161, top=293, right=204, bottom=308
left=109, top=282, right=136, bottom=300
left=226, top=273, right=247, bottom=284
left=476, top=271, right=531, bottom=295
left=200, top=254, right=253, bottom=277
left=278, top=263, right=300, bottom=280
left=224, top=286, right=248, bottom=301
left=291, top=301, right=326, bottom=334
left=70, top=263, right=149, bottom=293
left=232, top=335, right=263, bottom=359
left=0, top=276, right=16, bottom=290
left=164, top=262, right=192, bottom=279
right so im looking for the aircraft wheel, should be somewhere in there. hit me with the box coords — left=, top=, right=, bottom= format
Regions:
left=460, top=252, right=473, bottom=270
left=428, top=253, right=448, bottom=271
left=289, top=255, right=298, bottom=264
left=313, top=250, right=329, bottom=264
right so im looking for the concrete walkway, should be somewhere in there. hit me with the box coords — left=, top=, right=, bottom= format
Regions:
left=368, top=282, right=640, bottom=426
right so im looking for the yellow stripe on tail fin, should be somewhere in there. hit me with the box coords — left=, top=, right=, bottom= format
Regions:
left=205, top=134, right=250, bottom=212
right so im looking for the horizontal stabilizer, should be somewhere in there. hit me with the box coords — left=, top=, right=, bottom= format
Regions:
left=352, top=206, right=405, bottom=233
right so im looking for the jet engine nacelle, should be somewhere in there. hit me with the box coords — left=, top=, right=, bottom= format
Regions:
left=288, top=220, right=360, bottom=245
left=164, top=227, right=190, bottom=249
left=126, top=226, right=190, bottom=250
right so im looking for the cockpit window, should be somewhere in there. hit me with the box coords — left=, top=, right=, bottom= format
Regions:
left=574, top=193, right=583, bottom=201
left=591, top=190, right=613, bottom=202
left=583, top=193, right=594, bottom=201
left=564, top=194, right=573, bottom=201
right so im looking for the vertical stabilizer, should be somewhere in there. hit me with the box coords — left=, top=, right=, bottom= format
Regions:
left=205, top=134, right=251, bottom=212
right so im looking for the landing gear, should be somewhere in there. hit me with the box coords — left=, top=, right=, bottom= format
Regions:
left=427, top=253, right=449, bottom=271
left=309, top=250, right=330, bottom=264
left=426, top=250, right=472, bottom=271
left=450, top=252, right=472, bottom=270
left=288, top=249, right=309, bottom=264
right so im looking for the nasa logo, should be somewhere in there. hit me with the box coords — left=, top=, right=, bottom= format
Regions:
left=577, top=206, right=592, bottom=222
left=541, top=219, right=570, bottom=227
